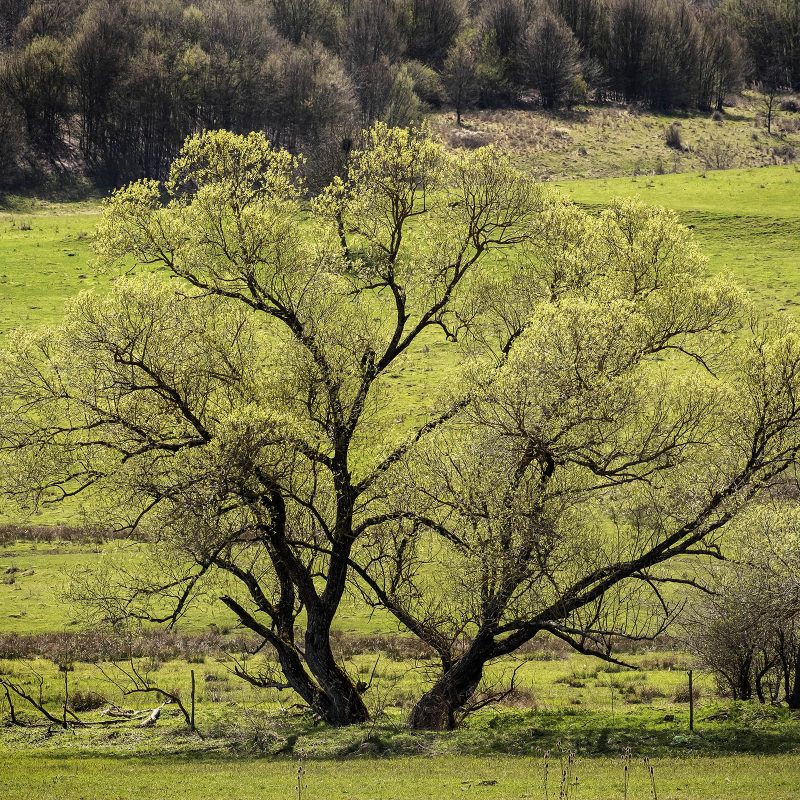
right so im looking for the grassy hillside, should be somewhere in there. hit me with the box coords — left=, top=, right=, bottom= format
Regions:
left=0, top=541, right=400, bottom=635
left=434, top=95, right=800, bottom=181
left=2, top=166, right=797, bottom=339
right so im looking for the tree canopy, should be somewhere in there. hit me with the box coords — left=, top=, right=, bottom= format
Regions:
left=2, top=126, right=800, bottom=729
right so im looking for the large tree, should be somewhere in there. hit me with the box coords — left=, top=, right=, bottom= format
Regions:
left=3, top=128, right=800, bottom=732
left=521, top=8, right=581, bottom=108
left=442, top=27, right=479, bottom=125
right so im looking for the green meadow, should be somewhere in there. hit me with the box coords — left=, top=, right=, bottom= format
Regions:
left=0, top=200, right=104, bottom=334
left=3, top=751, right=800, bottom=800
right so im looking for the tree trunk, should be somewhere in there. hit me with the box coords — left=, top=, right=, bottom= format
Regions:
left=220, top=593, right=367, bottom=727
left=408, top=649, right=487, bottom=730
left=787, top=650, right=800, bottom=710
left=736, top=658, right=753, bottom=701
left=305, top=616, right=369, bottom=726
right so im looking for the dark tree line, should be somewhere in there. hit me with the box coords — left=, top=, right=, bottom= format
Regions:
left=0, top=0, right=798, bottom=188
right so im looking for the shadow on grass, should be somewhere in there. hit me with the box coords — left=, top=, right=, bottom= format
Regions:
left=0, top=178, right=103, bottom=210
left=5, top=703, right=800, bottom=763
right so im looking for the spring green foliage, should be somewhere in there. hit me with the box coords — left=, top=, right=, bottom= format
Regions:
left=4, top=126, right=800, bottom=732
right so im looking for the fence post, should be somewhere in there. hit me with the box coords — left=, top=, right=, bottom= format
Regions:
left=190, top=669, right=196, bottom=732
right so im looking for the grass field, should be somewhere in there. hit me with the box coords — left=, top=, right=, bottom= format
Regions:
left=3, top=750, right=800, bottom=800
left=2, top=121, right=800, bottom=797
left=0, top=199, right=104, bottom=334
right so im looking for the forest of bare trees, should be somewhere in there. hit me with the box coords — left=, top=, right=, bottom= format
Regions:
left=0, top=0, right=798, bottom=190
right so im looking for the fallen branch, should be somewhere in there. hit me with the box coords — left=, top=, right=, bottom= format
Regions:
left=0, top=676, right=67, bottom=728
left=139, top=705, right=163, bottom=728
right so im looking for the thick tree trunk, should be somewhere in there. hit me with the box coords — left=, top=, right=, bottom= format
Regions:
left=310, top=661, right=369, bottom=726
left=408, top=650, right=487, bottom=731
left=305, top=615, right=369, bottom=726
left=220, top=593, right=367, bottom=727
left=736, top=662, right=753, bottom=701
left=271, top=629, right=368, bottom=726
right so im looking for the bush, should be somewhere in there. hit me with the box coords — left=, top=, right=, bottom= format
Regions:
left=568, top=74, right=589, bottom=107
left=772, top=144, right=796, bottom=162
left=404, top=60, right=446, bottom=106
left=637, top=684, right=667, bottom=703
left=0, top=107, right=24, bottom=188
left=68, top=690, right=107, bottom=712
left=673, top=684, right=702, bottom=703
left=780, top=98, right=799, bottom=113
left=207, top=709, right=293, bottom=754
left=664, top=122, right=683, bottom=149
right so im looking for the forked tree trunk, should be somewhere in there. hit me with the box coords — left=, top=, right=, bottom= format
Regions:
left=408, top=648, right=488, bottom=731
left=222, top=594, right=368, bottom=727
left=307, top=648, right=370, bottom=726
left=305, top=613, right=370, bottom=726
left=275, top=628, right=369, bottom=726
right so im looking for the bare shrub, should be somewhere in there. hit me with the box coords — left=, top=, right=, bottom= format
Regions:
left=673, top=683, right=701, bottom=703
left=331, top=631, right=434, bottom=661
left=685, top=503, right=800, bottom=708
left=639, top=653, right=681, bottom=671
left=504, top=686, right=537, bottom=709
left=0, top=629, right=258, bottom=662
left=208, top=709, right=293, bottom=754
left=664, top=122, right=683, bottom=149
left=440, top=127, right=492, bottom=150
left=68, top=689, right=106, bottom=712
left=699, top=138, right=734, bottom=170
left=772, top=143, right=796, bottom=162
left=776, top=116, right=800, bottom=134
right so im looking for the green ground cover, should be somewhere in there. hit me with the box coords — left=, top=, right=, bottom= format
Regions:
left=1, top=748, right=799, bottom=799
left=0, top=649, right=712, bottom=718
left=0, top=200, right=104, bottom=334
